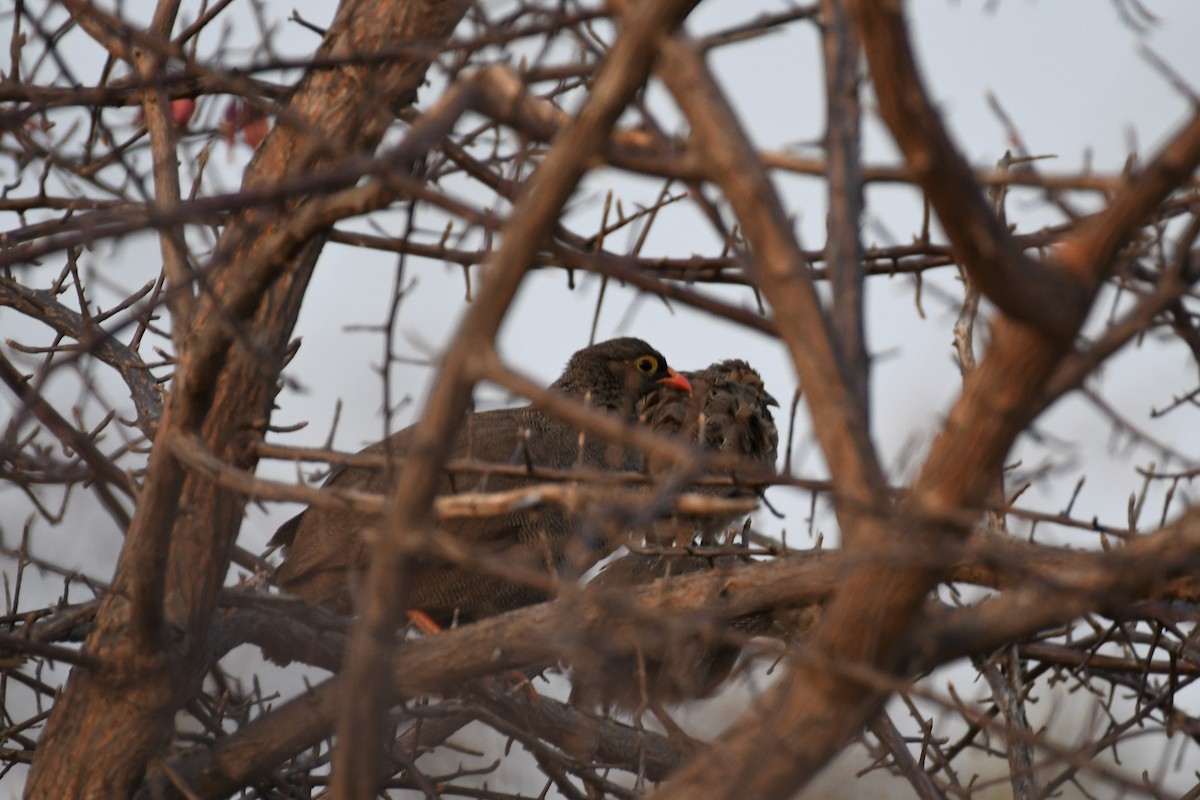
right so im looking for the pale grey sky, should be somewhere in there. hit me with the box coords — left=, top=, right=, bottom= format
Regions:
left=2, top=1, right=1199, bottom=795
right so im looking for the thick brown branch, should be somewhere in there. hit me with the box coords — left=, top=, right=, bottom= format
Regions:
left=132, top=1, right=195, bottom=340
left=652, top=27, right=890, bottom=541
left=151, top=507, right=1200, bottom=794
left=333, top=1, right=704, bottom=795
left=846, top=0, right=1089, bottom=338
left=654, top=88, right=1200, bottom=800
left=25, top=1, right=474, bottom=795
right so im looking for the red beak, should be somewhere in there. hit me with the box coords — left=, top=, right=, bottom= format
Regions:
left=657, top=368, right=693, bottom=395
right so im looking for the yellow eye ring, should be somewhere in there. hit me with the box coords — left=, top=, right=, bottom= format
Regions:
left=634, top=355, right=659, bottom=375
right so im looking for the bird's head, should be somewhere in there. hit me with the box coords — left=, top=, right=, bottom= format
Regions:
left=552, top=337, right=691, bottom=415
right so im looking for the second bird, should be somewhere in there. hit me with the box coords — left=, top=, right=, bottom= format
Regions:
left=575, top=359, right=780, bottom=709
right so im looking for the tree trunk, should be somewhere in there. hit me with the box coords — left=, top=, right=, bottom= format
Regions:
left=24, top=1, right=471, bottom=795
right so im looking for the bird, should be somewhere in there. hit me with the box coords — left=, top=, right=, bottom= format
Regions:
left=270, top=337, right=692, bottom=631
left=572, top=359, right=779, bottom=711
left=636, top=357, right=779, bottom=548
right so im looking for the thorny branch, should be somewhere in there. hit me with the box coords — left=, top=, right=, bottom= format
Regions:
left=1, top=2, right=1199, bottom=799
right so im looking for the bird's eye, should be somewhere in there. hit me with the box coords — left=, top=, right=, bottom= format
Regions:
left=634, top=355, right=659, bottom=375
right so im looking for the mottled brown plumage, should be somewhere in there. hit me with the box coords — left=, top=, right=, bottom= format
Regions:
left=638, top=358, right=779, bottom=547
left=575, top=359, right=779, bottom=709
left=272, top=338, right=691, bottom=627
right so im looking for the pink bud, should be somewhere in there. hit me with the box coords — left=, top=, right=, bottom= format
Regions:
left=170, top=98, right=196, bottom=131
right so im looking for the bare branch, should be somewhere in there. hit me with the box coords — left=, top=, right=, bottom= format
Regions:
left=846, top=0, right=1090, bottom=338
